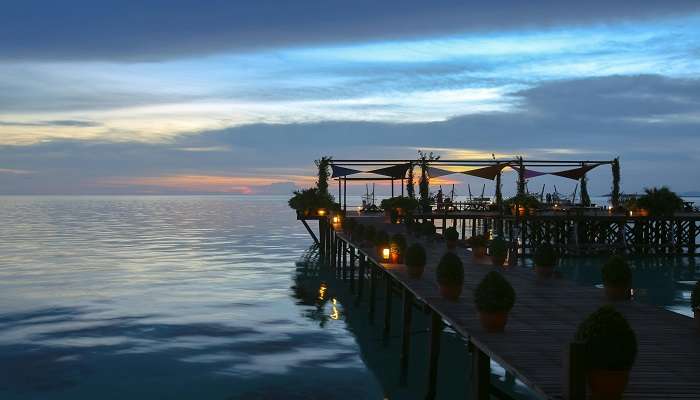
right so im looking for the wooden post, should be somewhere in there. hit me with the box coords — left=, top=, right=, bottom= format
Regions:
left=564, top=341, right=586, bottom=400
left=689, top=221, right=696, bottom=255
left=355, top=255, right=365, bottom=305
left=399, top=289, right=414, bottom=385
left=425, top=311, right=443, bottom=400
left=383, top=274, right=393, bottom=340
left=349, top=247, right=356, bottom=292
left=369, top=262, right=376, bottom=323
left=471, top=343, right=490, bottom=400
left=330, top=231, right=336, bottom=268
left=319, top=218, right=325, bottom=256
left=342, top=241, right=348, bottom=279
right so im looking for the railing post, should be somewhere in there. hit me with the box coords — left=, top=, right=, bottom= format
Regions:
left=342, top=241, right=347, bottom=279
left=564, top=341, right=586, bottom=400
left=383, top=273, right=393, bottom=341
left=368, top=261, right=376, bottom=323
left=470, top=342, right=490, bottom=400
left=399, top=289, right=414, bottom=385
left=349, top=247, right=356, bottom=292
left=425, top=310, right=443, bottom=400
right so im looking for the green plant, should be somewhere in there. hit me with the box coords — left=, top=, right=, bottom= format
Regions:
left=691, top=281, right=700, bottom=311
left=489, top=237, right=508, bottom=258
left=468, top=234, right=488, bottom=248
left=636, top=186, right=684, bottom=216
left=504, top=193, right=541, bottom=210
left=611, top=158, right=621, bottom=208
left=363, top=225, right=376, bottom=244
left=288, top=188, right=339, bottom=212
left=602, top=256, right=632, bottom=287
left=420, top=221, right=436, bottom=237
left=533, top=242, right=558, bottom=267
left=315, top=156, right=332, bottom=196
left=474, top=271, right=516, bottom=312
left=375, top=230, right=390, bottom=247
left=380, top=196, right=419, bottom=212
left=418, top=150, right=440, bottom=212
left=444, top=226, right=459, bottom=241
left=391, top=233, right=407, bottom=251
left=436, top=252, right=464, bottom=285
left=575, top=305, right=637, bottom=370
left=405, top=243, right=427, bottom=268
left=407, top=163, right=415, bottom=199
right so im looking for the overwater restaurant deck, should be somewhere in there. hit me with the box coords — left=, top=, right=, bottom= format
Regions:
left=296, top=157, right=700, bottom=400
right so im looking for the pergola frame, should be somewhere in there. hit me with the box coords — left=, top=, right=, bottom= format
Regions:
left=330, top=158, right=618, bottom=213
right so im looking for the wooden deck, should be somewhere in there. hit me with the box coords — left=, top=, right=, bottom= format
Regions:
left=325, top=216, right=700, bottom=400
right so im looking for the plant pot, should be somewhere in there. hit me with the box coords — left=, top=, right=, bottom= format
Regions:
left=407, top=264, right=425, bottom=279
left=491, top=256, right=506, bottom=267
left=478, top=311, right=508, bottom=332
left=438, top=283, right=462, bottom=301
left=472, top=246, right=487, bottom=258
left=588, top=369, right=629, bottom=400
left=604, top=285, right=631, bottom=301
left=535, top=264, right=554, bottom=279
left=446, top=240, right=458, bottom=251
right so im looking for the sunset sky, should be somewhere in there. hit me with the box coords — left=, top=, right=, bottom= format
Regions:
left=2, top=1, right=700, bottom=195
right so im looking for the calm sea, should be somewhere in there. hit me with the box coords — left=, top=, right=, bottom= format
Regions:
left=0, top=196, right=696, bottom=399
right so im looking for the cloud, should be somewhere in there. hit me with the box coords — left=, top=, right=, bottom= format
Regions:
left=1, top=1, right=699, bottom=61
left=0, top=119, right=100, bottom=127
left=1, top=74, right=699, bottom=195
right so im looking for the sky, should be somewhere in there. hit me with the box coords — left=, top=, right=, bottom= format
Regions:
left=1, top=1, right=700, bottom=196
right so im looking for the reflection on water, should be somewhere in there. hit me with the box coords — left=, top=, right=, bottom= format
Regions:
left=0, top=196, right=382, bottom=399
left=1, top=196, right=696, bottom=400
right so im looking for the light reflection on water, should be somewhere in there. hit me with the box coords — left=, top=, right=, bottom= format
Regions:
left=0, top=196, right=382, bottom=399
left=1, top=196, right=696, bottom=399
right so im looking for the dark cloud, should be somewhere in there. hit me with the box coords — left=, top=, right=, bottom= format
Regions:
left=2, top=74, right=699, bottom=195
left=0, top=120, right=100, bottom=127
left=1, top=1, right=698, bottom=61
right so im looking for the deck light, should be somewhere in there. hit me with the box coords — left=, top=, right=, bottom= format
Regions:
left=332, top=215, right=340, bottom=224
left=382, top=247, right=391, bottom=262
left=317, top=209, right=326, bottom=216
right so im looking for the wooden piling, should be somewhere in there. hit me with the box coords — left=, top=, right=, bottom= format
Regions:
left=399, top=288, right=414, bottom=385
left=383, top=274, right=393, bottom=340
left=470, top=343, right=490, bottom=400
left=425, top=311, right=443, bottom=400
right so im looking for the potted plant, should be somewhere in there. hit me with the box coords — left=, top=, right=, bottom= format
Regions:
left=533, top=242, right=558, bottom=278
left=504, top=194, right=541, bottom=216
left=575, top=305, right=637, bottom=399
left=636, top=186, right=684, bottom=217
left=288, top=187, right=340, bottom=217
left=601, top=256, right=632, bottom=301
left=420, top=220, right=437, bottom=240
left=444, top=227, right=459, bottom=251
left=405, top=243, right=427, bottom=279
left=692, top=281, right=700, bottom=330
left=468, top=234, right=488, bottom=258
left=391, top=233, right=407, bottom=263
left=489, top=237, right=508, bottom=266
left=436, top=252, right=464, bottom=300
left=474, top=271, right=516, bottom=332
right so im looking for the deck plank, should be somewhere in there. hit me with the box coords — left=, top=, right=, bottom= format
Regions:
left=336, top=216, right=700, bottom=400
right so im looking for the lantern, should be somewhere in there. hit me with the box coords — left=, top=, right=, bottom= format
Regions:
left=317, top=209, right=326, bottom=216
left=381, top=247, right=391, bottom=262
left=332, top=215, right=340, bottom=224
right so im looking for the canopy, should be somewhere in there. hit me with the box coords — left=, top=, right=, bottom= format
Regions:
left=551, top=164, right=600, bottom=180
left=510, top=166, right=548, bottom=179
left=461, top=164, right=507, bottom=180
left=368, top=163, right=411, bottom=179
left=426, top=166, right=456, bottom=178
left=331, top=165, right=363, bottom=178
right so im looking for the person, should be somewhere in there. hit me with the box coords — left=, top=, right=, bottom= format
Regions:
left=436, top=189, right=444, bottom=210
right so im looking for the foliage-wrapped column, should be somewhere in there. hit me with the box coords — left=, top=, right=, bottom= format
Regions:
left=406, top=163, right=415, bottom=199
left=580, top=164, right=591, bottom=207
left=611, top=157, right=621, bottom=209
left=517, top=156, right=525, bottom=196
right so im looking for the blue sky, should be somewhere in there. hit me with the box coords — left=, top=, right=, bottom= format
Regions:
left=1, top=1, right=700, bottom=195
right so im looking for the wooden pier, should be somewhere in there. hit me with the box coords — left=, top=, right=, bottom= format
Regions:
left=317, top=215, right=700, bottom=400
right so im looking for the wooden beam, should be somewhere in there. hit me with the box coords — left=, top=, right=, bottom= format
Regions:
left=299, top=219, right=319, bottom=245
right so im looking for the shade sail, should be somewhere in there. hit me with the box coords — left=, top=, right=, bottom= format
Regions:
left=510, top=166, right=548, bottom=179
left=551, top=164, right=600, bottom=180
left=461, top=164, right=507, bottom=180
left=368, top=163, right=411, bottom=179
left=331, top=165, right=363, bottom=178
left=427, top=166, right=456, bottom=178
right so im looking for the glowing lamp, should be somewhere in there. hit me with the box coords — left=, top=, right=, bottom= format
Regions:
left=332, top=215, right=340, bottom=224
left=629, top=211, right=633, bottom=217
left=381, top=247, right=391, bottom=262
left=317, top=209, right=326, bottom=216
